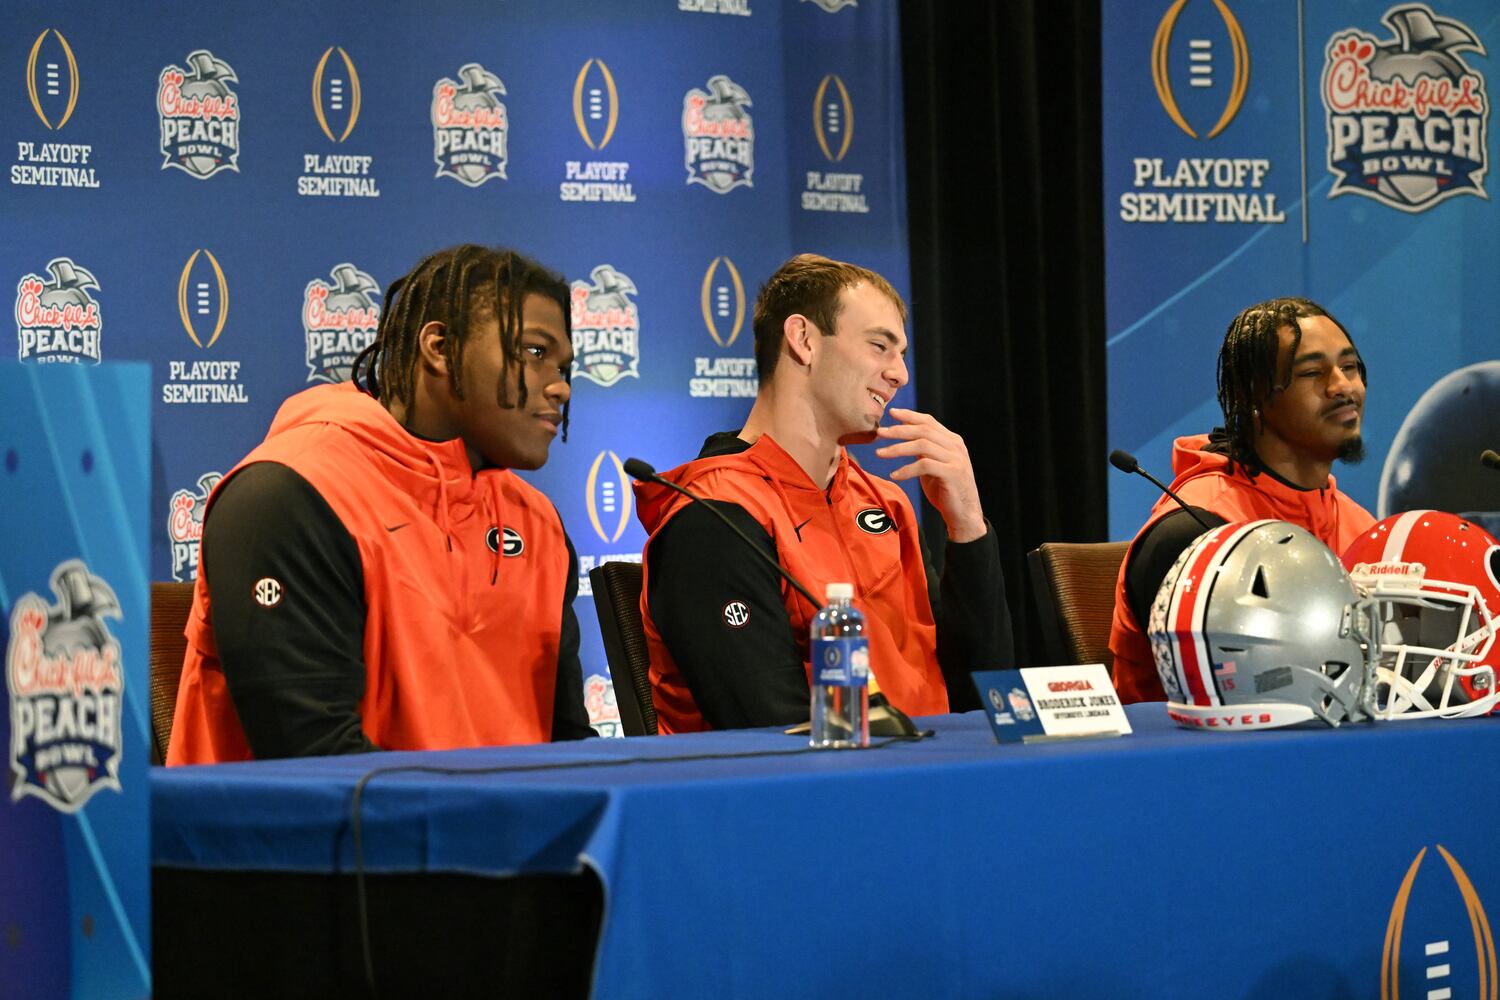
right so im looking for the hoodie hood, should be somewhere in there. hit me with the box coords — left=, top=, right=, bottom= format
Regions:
left=1165, top=432, right=1345, bottom=534
left=634, top=432, right=863, bottom=534
left=266, top=382, right=481, bottom=510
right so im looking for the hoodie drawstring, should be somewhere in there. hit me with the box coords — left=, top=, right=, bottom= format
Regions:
left=487, top=476, right=504, bottom=585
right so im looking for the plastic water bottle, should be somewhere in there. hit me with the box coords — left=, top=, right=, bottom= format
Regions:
left=810, top=582, right=869, bottom=749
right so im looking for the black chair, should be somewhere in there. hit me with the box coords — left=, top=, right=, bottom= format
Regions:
left=1026, top=541, right=1130, bottom=668
left=588, top=562, right=658, bottom=736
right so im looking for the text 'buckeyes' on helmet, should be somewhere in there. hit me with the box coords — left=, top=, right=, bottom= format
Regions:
left=1149, top=520, right=1372, bottom=730
left=1342, top=510, right=1500, bottom=720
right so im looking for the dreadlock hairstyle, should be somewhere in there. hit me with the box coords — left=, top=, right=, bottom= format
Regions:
left=353, top=244, right=572, bottom=436
left=751, top=253, right=907, bottom=382
left=1215, top=296, right=1366, bottom=476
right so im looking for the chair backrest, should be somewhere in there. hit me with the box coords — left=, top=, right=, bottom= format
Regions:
left=587, top=562, right=657, bottom=737
left=1027, top=541, right=1130, bottom=668
left=150, top=581, right=196, bottom=764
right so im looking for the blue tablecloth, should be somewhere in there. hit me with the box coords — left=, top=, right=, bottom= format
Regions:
left=153, top=704, right=1500, bottom=998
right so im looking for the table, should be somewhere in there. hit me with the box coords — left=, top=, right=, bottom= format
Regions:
left=153, top=704, right=1500, bottom=998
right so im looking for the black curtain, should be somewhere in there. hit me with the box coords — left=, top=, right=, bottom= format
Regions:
left=901, top=1, right=1108, bottom=665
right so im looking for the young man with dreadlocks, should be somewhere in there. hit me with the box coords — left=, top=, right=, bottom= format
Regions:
left=1108, top=296, right=1376, bottom=703
left=168, top=245, right=594, bottom=763
left=633, top=254, right=1013, bottom=732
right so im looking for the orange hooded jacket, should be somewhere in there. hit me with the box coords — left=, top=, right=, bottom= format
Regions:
left=635, top=434, right=949, bottom=733
left=1108, top=434, right=1375, bottom=702
left=167, top=383, right=570, bottom=763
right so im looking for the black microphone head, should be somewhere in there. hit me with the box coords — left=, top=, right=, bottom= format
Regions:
left=623, top=457, right=658, bottom=481
left=1482, top=449, right=1500, bottom=471
left=1108, top=449, right=1139, bottom=474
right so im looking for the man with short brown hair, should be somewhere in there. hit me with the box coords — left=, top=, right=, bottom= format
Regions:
left=635, top=254, right=1012, bottom=732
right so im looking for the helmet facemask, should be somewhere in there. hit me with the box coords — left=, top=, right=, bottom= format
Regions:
left=1350, top=572, right=1499, bottom=720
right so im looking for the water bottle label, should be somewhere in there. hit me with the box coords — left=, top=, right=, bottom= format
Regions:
left=815, top=637, right=869, bottom=686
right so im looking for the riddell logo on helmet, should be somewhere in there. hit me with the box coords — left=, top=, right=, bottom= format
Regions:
left=1351, top=561, right=1426, bottom=581
left=1167, top=708, right=1274, bottom=728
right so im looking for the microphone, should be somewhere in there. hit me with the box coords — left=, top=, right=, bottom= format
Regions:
left=1482, top=449, right=1500, bottom=472
left=1108, top=449, right=1214, bottom=531
left=626, top=457, right=922, bottom=739
left=625, top=458, right=821, bottom=609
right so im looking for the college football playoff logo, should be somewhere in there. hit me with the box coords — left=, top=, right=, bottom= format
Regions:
left=1382, top=844, right=1496, bottom=999
left=303, top=263, right=381, bottom=383
left=15, top=257, right=102, bottom=364
left=312, top=46, right=362, bottom=143
left=158, top=50, right=242, bottom=179
left=432, top=63, right=509, bottom=186
left=586, top=450, right=633, bottom=544
left=1323, top=4, right=1489, bottom=212
left=571, top=265, right=641, bottom=388
left=573, top=58, right=620, bottom=150
left=683, top=75, right=755, bottom=193
left=26, top=29, right=79, bottom=130
left=813, top=75, right=854, bottom=162
left=178, top=250, right=229, bottom=349
left=7, top=560, right=125, bottom=814
left=1151, top=0, right=1250, bottom=140
left=701, top=256, right=746, bottom=348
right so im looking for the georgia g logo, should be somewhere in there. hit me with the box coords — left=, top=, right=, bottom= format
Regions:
left=485, top=526, right=524, bottom=557
left=7, top=560, right=125, bottom=814
left=856, top=508, right=893, bottom=534
left=158, top=50, right=242, bottom=179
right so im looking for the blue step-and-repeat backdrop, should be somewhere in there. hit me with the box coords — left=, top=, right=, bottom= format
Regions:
left=1104, top=0, right=1498, bottom=539
left=0, top=365, right=152, bottom=1000
left=4, top=0, right=913, bottom=745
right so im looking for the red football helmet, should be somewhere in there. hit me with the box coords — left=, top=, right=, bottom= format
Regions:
left=1342, top=510, right=1500, bottom=719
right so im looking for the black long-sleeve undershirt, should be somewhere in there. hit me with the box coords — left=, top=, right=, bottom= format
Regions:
left=646, top=489, right=1012, bottom=730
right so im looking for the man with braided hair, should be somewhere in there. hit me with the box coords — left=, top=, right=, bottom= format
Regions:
left=1108, top=296, right=1376, bottom=703
left=168, top=245, right=594, bottom=763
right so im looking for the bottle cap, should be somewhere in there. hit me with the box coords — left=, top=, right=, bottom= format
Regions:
left=824, top=582, right=854, bottom=600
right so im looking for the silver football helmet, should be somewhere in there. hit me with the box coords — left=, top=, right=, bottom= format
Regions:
left=1148, top=520, right=1376, bottom=730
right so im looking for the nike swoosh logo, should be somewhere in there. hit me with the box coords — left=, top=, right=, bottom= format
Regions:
left=385, top=523, right=409, bottom=532
left=793, top=518, right=812, bottom=541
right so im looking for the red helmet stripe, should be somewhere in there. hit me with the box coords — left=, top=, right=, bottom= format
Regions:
left=1171, top=521, right=1265, bottom=706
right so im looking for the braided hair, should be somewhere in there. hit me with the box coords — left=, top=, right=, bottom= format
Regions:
left=1215, top=296, right=1365, bottom=475
left=353, top=244, right=571, bottom=433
